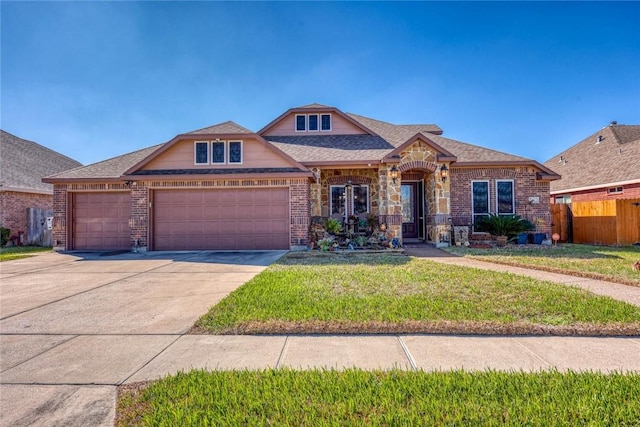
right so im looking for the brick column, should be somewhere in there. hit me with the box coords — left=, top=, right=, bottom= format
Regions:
left=52, top=185, right=68, bottom=251
left=130, top=184, right=149, bottom=252
left=290, top=179, right=310, bottom=247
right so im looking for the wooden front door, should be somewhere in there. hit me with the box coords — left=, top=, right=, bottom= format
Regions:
left=401, top=183, right=419, bottom=238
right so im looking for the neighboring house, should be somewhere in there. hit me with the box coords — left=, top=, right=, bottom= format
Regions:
left=44, top=104, right=559, bottom=251
left=543, top=122, right=640, bottom=245
left=0, top=130, right=82, bottom=244
left=544, top=122, right=640, bottom=203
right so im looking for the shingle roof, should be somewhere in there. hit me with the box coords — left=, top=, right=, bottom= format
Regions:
left=187, top=121, right=253, bottom=135
left=132, top=168, right=304, bottom=176
left=544, top=124, right=640, bottom=193
left=265, top=112, right=530, bottom=164
left=264, top=135, right=394, bottom=163
left=0, top=130, right=82, bottom=193
left=44, top=144, right=163, bottom=180
left=346, top=113, right=443, bottom=146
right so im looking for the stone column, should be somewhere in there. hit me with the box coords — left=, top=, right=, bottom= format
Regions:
left=378, top=164, right=402, bottom=240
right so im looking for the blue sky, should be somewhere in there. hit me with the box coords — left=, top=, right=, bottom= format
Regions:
left=2, top=1, right=639, bottom=166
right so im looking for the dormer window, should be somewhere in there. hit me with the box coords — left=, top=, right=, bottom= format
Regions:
left=308, top=114, right=319, bottom=131
left=194, top=140, right=243, bottom=165
left=295, top=113, right=332, bottom=132
left=229, top=141, right=243, bottom=164
left=296, top=115, right=306, bottom=132
left=195, top=141, right=209, bottom=165
left=321, top=114, right=331, bottom=131
left=212, top=140, right=225, bottom=164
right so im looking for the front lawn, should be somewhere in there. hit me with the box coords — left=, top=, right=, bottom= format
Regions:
left=0, top=246, right=52, bottom=262
left=117, top=369, right=640, bottom=426
left=444, top=244, right=640, bottom=286
left=194, top=253, right=640, bottom=335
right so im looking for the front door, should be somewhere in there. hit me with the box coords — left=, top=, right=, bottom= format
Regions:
left=401, top=183, right=419, bottom=238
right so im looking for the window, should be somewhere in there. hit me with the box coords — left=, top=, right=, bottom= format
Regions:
left=308, top=114, right=319, bottom=131
left=608, top=186, right=623, bottom=195
left=212, top=141, right=226, bottom=164
left=472, top=181, right=489, bottom=226
left=353, top=186, right=369, bottom=214
left=496, top=180, right=514, bottom=214
left=330, top=185, right=369, bottom=216
left=195, top=141, right=209, bottom=164
left=295, top=113, right=332, bottom=132
left=321, top=114, right=331, bottom=131
left=296, top=115, right=306, bottom=131
left=228, top=141, right=242, bottom=164
left=555, top=195, right=571, bottom=204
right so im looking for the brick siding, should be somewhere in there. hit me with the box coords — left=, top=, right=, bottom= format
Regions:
left=450, top=167, right=552, bottom=232
left=552, top=182, right=640, bottom=203
left=0, top=191, right=53, bottom=242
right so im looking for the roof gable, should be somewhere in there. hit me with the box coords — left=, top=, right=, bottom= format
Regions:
left=544, top=124, right=640, bottom=192
left=258, top=105, right=376, bottom=136
left=1, top=130, right=82, bottom=192
left=125, top=122, right=309, bottom=176
left=383, top=133, right=457, bottom=162
left=187, top=121, right=253, bottom=135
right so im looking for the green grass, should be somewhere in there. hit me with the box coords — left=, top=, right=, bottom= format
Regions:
left=194, top=253, right=640, bottom=335
left=0, top=246, right=52, bottom=262
left=444, top=244, right=640, bottom=286
left=117, top=369, right=640, bottom=426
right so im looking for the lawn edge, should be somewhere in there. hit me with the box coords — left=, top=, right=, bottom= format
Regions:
left=189, top=320, right=640, bottom=337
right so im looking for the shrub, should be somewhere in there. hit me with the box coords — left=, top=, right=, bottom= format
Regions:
left=475, top=214, right=534, bottom=239
left=0, top=227, right=10, bottom=247
left=324, top=218, right=343, bottom=235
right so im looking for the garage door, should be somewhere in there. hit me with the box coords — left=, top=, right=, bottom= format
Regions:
left=72, top=192, right=131, bottom=250
left=153, top=188, right=289, bottom=250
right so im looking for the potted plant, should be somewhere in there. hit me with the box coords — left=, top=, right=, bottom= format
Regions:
left=324, top=218, right=343, bottom=235
left=475, top=214, right=535, bottom=247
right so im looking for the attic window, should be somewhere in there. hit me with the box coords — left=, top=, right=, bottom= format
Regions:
left=295, top=113, right=332, bottom=132
left=608, top=186, right=623, bottom=195
left=321, top=114, right=331, bottom=131
left=296, top=115, right=306, bottom=132
left=308, top=114, right=319, bottom=131
left=195, top=141, right=209, bottom=165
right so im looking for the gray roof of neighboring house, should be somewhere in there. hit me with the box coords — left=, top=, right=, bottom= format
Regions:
left=0, top=130, right=82, bottom=193
left=45, top=144, right=163, bottom=180
left=544, top=124, right=640, bottom=193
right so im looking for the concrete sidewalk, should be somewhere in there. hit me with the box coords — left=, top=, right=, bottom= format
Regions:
left=2, top=248, right=640, bottom=427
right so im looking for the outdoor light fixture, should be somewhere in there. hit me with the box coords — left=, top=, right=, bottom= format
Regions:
left=390, top=165, right=399, bottom=184
left=440, top=164, right=449, bottom=183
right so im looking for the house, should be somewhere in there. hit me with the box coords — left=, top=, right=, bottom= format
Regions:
left=544, top=122, right=640, bottom=203
left=43, top=104, right=559, bottom=252
left=544, top=122, right=640, bottom=245
left=1, top=130, right=82, bottom=244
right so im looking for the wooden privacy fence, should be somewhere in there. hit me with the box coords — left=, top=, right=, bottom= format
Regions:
left=552, top=198, right=640, bottom=245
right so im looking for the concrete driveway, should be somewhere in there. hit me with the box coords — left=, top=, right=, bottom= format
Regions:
left=0, top=250, right=285, bottom=426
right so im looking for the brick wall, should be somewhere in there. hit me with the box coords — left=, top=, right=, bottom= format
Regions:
left=130, top=185, right=148, bottom=249
left=450, top=167, right=552, bottom=232
left=290, top=179, right=310, bottom=246
left=553, top=182, right=640, bottom=203
left=0, top=191, right=53, bottom=242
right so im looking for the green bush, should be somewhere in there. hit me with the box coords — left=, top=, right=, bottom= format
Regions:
left=0, top=227, right=10, bottom=247
left=475, top=214, right=534, bottom=239
left=324, top=218, right=343, bottom=234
